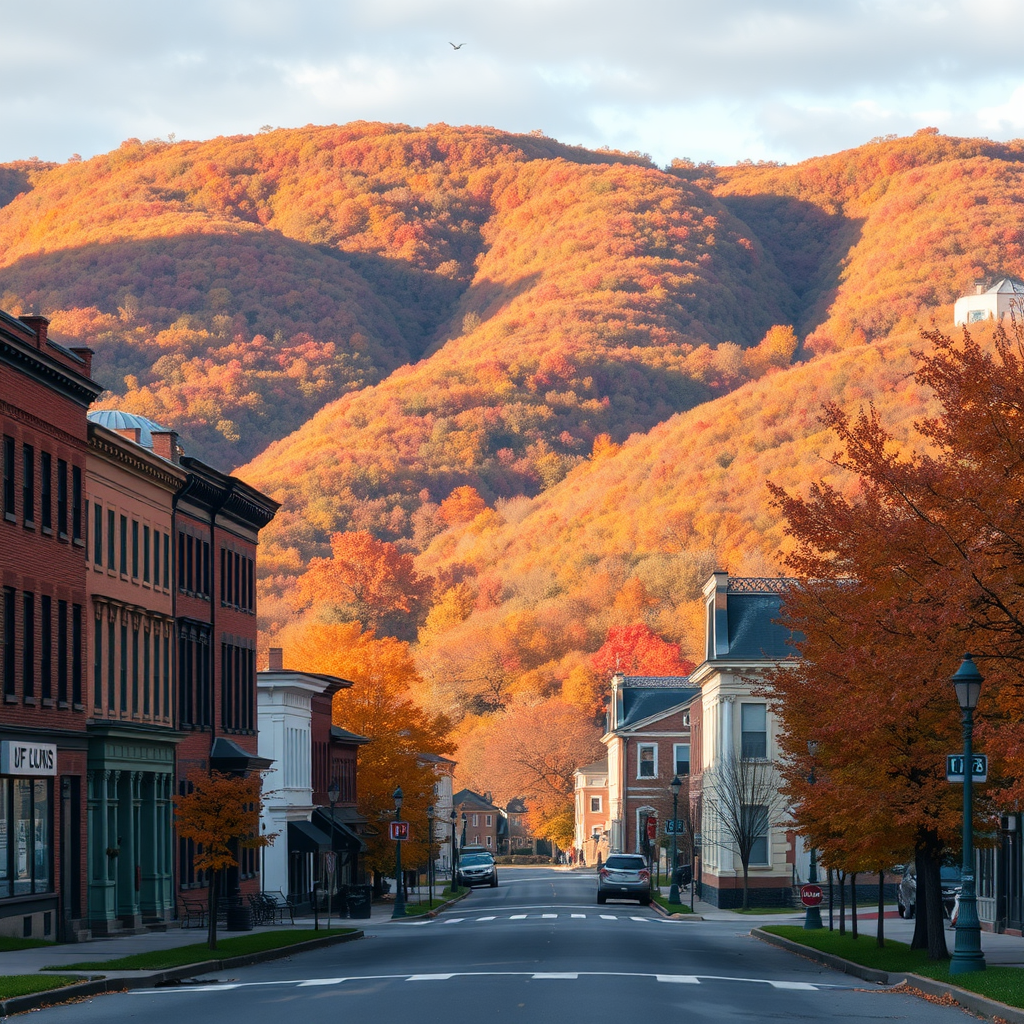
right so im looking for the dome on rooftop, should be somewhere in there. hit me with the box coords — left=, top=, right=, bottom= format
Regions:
left=87, top=410, right=182, bottom=453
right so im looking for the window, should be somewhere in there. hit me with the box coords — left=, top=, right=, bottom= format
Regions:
left=2, top=587, right=14, bottom=697
left=178, top=621, right=211, bottom=728
left=590, top=795, right=602, bottom=813
left=472, top=814, right=479, bottom=827
left=21, top=593, right=33, bottom=698
left=22, top=444, right=34, bottom=525
left=94, top=612, right=102, bottom=710
left=486, top=835, right=492, bottom=847
left=56, top=459, right=67, bottom=536
left=71, top=604, right=81, bottom=705
left=40, top=453, right=51, bottom=531
left=119, top=515, right=128, bottom=574
left=131, top=520, right=139, bottom=578
left=741, top=703, right=767, bottom=759
left=485, top=814, right=492, bottom=826
left=71, top=466, right=82, bottom=542
left=39, top=596, right=51, bottom=700
left=220, top=642, right=255, bottom=731
left=0, top=778, right=52, bottom=897
left=744, top=804, right=770, bottom=865
left=2, top=436, right=13, bottom=519
left=968, top=309, right=986, bottom=323
left=146, top=527, right=153, bottom=583
left=674, top=743, right=690, bottom=776
left=56, top=601, right=68, bottom=705
left=163, top=533, right=170, bottom=588
left=107, top=509, right=115, bottom=568
left=93, top=504, right=103, bottom=566
left=638, top=744, right=657, bottom=778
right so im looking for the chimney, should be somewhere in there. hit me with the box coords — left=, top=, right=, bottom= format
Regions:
left=268, top=647, right=284, bottom=671
left=114, top=427, right=142, bottom=444
left=150, top=430, right=179, bottom=464
left=18, top=314, right=49, bottom=349
left=69, top=345, right=94, bottom=376
left=975, top=279, right=986, bottom=295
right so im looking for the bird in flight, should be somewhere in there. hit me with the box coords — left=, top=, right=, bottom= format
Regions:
left=450, top=42, right=464, bottom=49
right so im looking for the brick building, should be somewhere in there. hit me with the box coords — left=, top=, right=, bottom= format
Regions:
left=453, top=789, right=501, bottom=854
left=1, top=312, right=102, bottom=940
left=573, top=759, right=609, bottom=866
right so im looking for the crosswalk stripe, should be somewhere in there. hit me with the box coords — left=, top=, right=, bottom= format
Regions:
left=407, top=975, right=455, bottom=981
left=600, top=914, right=617, bottom=920
left=444, top=918, right=465, bottom=924
left=541, top=913, right=557, bottom=918
left=510, top=914, right=527, bottom=919
left=656, top=975, right=700, bottom=984
left=476, top=916, right=496, bottom=921
left=571, top=913, right=586, bottom=918
left=532, top=973, right=578, bottom=979
left=768, top=981, right=819, bottom=990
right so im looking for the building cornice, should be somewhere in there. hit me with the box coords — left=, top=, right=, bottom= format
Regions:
left=88, top=423, right=186, bottom=491
left=0, top=329, right=103, bottom=407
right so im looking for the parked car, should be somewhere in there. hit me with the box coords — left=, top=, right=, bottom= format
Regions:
left=597, top=854, right=652, bottom=905
left=456, top=851, right=499, bottom=888
left=897, top=864, right=962, bottom=919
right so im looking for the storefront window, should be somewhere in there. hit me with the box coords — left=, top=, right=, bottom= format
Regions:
left=0, top=777, right=53, bottom=898
left=33, top=780, right=50, bottom=894
left=14, top=780, right=31, bottom=895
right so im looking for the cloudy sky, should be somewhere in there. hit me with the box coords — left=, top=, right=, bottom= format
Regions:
left=5, top=0, right=1024, bottom=167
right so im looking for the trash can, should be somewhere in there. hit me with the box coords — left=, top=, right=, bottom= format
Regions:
left=346, top=884, right=373, bottom=919
left=225, top=904, right=253, bottom=931
left=329, top=884, right=349, bottom=919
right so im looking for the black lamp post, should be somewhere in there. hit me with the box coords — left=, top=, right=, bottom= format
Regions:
left=327, top=778, right=340, bottom=930
left=450, top=809, right=458, bottom=885
left=392, top=786, right=406, bottom=919
left=950, top=653, right=986, bottom=975
left=668, top=775, right=682, bottom=905
left=804, top=741, right=823, bottom=930
left=427, top=804, right=435, bottom=908
left=461, top=812, right=468, bottom=848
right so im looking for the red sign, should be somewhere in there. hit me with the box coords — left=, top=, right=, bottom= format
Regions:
left=646, top=818, right=658, bottom=840
left=389, top=821, right=410, bottom=841
left=800, top=883, right=823, bottom=907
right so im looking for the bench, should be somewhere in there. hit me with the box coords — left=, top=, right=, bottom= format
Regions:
left=179, top=897, right=207, bottom=929
left=255, top=891, right=297, bottom=925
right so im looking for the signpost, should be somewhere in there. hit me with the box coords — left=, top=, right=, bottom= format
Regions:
left=947, top=754, right=988, bottom=783
left=800, top=883, right=824, bottom=908
left=664, top=819, right=687, bottom=836
left=389, top=821, right=410, bottom=841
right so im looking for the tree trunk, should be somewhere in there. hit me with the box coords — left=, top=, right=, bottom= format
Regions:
left=838, top=870, right=846, bottom=935
left=910, top=847, right=948, bottom=959
left=207, top=871, right=218, bottom=950
left=828, top=867, right=834, bottom=931
left=851, top=873, right=858, bottom=939
left=742, top=861, right=750, bottom=910
left=876, top=869, right=885, bottom=948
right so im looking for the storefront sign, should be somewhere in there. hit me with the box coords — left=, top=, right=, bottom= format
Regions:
left=0, top=741, right=57, bottom=776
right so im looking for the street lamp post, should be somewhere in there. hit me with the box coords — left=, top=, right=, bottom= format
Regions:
left=950, top=654, right=986, bottom=975
left=450, top=809, right=458, bottom=887
left=326, top=778, right=340, bottom=931
left=427, top=804, right=435, bottom=908
left=804, top=741, right=823, bottom=930
left=392, top=786, right=406, bottom=920
left=461, top=812, right=468, bottom=849
left=668, top=775, right=682, bottom=905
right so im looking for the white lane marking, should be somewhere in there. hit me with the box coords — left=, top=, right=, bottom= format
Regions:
left=476, top=916, right=496, bottom=921
left=630, top=916, right=651, bottom=922
left=444, top=918, right=465, bottom=924
left=510, top=914, right=527, bottom=919
left=541, top=913, right=557, bottom=918
left=600, top=914, right=617, bottom=920
left=571, top=914, right=586, bottom=918
left=130, top=971, right=838, bottom=993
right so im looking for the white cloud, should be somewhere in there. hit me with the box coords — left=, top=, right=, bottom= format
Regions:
left=3, top=0, right=1024, bottom=166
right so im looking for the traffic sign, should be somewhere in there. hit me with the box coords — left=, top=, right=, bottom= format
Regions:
left=800, top=883, right=823, bottom=907
left=664, top=819, right=687, bottom=835
left=946, top=754, right=988, bottom=783
left=389, top=821, right=410, bottom=841
left=646, top=817, right=658, bottom=840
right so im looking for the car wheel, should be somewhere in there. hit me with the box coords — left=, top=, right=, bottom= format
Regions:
left=897, top=901, right=906, bottom=919
left=490, top=878, right=498, bottom=888
left=640, top=896, right=651, bottom=906
left=597, top=892, right=606, bottom=905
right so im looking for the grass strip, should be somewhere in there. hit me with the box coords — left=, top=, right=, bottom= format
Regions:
left=0, top=936, right=56, bottom=952
left=652, top=893, right=693, bottom=914
left=0, top=975, right=85, bottom=1000
left=397, top=887, right=467, bottom=917
left=731, top=906, right=803, bottom=915
left=47, top=927, right=356, bottom=972
left=764, top=925, right=1024, bottom=1009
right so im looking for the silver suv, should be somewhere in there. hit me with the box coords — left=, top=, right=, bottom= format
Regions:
left=597, top=854, right=651, bottom=905
left=456, top=851, right=499, bottom=888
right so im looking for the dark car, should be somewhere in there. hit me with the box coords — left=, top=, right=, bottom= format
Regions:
left=897, top=864, right=961, bottom=919
left=597, top=854, right=652, bottom=905
left=456, top=851, right=498, bottom=888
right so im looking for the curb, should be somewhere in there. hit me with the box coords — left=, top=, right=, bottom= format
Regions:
left=650, top=900, right=703, bottom=921
left=424, top=890, right=470, bottom=918
left=0, top=929, right=363, bottom=1017
left=752, top=928, right=1024, bottom=1023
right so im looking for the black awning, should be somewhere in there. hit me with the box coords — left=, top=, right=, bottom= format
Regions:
left=313, top=807, right=366, bottom=853
left=210, top=736, right=274, bottom=773
left=288, top=819, right=332, bottom=854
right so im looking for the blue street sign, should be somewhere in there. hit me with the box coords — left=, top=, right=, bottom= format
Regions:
left=946, top=754, right=987, bottom=783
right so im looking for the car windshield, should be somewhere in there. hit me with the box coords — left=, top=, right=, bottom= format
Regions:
left=461, top=854, right=493, bottom=866
left=604, top=856, right=645, bottom=870
left=940, top=865, right=962, bottom=883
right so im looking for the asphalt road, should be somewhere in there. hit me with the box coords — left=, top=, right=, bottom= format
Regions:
left=30, top=869, right=977, bottom=1023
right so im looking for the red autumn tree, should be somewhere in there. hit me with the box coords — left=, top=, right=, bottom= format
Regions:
left=766, top=324, right=1024, bottom=959
left=173, top=769, right=275, bottom=949
left=591, top=623, right=695, bottom=679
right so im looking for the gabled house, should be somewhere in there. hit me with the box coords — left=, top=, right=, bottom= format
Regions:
left=601, top=675, right=697, bottom=857
left=689, top=572, right=801, bottom=908
left=418, top=752, right=456, bottom=875
left=954, top=277, right=1024, bottom=326
left=573, top=759, right=609, bottom=865
left=453, top=789, right=501, bottom=853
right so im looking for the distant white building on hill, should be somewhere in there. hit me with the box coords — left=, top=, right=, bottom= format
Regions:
left=954, top=277, right=1024, bottom=326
